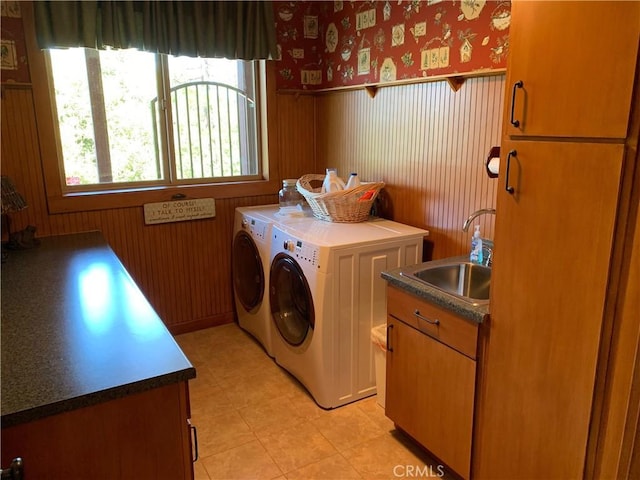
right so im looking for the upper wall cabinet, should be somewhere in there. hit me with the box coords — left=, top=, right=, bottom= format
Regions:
left=506, top=1, right=639, bottom=139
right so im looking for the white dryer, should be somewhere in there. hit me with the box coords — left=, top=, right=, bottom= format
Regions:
left=247, top=204, right=315, bottom=230
left=232, top=207, right=275, bottom=356
left=269, top=219, right=428, bottom=408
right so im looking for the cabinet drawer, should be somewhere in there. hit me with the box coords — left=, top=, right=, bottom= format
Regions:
left=387, top=285, right=478, bottom=359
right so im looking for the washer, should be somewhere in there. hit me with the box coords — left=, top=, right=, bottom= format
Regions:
left=269, top=219, right=428, bottom=409
left=232, top=207, right=275, bottom=356
left=232, top=205, right=316, bottom=357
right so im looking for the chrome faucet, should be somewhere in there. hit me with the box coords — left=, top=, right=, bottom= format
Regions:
left=462, top=208, right=496, bottom=267
left=462, top=208, right=496, bottom=232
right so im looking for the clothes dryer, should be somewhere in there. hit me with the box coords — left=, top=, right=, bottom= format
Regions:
left=247, top=204, right=315, bottom=230
left=269, top=219, right=428, bottom=408
left=232, top=207, right=275, bottom=356
left=232, top=205, right=317, bottom=357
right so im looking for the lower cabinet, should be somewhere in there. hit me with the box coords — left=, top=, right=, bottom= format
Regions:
left=1, top=381, right=194, bottom=480
left=385, top=286, right=478, bottom=479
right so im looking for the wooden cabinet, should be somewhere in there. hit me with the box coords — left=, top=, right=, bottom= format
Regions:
left=505, top=1, right=639, bottom=139
left=0, top=232, right=196, bottom=480
left=475, top=141, right=623, bottom=478
left=474, top=2, right=640, bottom=479
left=1, top=382, right=194, bottom=479
left=386, top=286, right=478, bottom=479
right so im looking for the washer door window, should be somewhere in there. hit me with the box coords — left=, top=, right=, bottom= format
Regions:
left=232, top=231, right=264, bottom=313
left=270, top=253, right=315, bottom=346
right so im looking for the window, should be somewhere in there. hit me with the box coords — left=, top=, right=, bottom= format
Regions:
left=48, top=48, right=262, bottom=191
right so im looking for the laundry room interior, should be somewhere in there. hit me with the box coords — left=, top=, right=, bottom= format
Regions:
left=1, top=1, right=639, bottom=480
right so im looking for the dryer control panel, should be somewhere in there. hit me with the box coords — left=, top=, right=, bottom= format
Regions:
left=242, top=216, right=269, bottom=241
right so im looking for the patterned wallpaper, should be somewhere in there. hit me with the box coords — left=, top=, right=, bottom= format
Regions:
left=0, top=0, right=510, bottom=90
left=273, top=0, right=510, bottom=91
left=0, top=1, right=29, bottom=84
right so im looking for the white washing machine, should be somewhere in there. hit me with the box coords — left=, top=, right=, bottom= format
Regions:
left=232, top=205, right=316, bottom=357
left=232, top=207, right=275, bottom=356
left=269, top=219, right=428, bottom=408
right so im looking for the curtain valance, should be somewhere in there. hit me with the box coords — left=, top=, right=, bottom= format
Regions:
left=34, top=1, right=278, bottom=60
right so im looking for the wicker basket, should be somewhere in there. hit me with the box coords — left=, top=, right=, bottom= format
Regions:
left=296, top=174, right=385, bottom=223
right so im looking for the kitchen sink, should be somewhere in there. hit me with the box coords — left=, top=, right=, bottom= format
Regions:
left=400, top=260, right=491, bottom=304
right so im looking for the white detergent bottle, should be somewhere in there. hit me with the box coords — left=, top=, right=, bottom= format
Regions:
left=321, top=168, right=345, bottom=193
left=345, top=173, right=361, bottom=189
left=470, top=225, right=484, bottom=264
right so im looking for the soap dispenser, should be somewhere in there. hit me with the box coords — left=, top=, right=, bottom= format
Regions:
left=470, top=225, right=484, bottom=264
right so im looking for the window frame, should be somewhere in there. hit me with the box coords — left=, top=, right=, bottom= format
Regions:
left=24, top=3, right=280, bottom=214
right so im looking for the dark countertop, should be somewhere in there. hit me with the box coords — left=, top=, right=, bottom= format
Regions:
left=1, top=231, right=195, bottom=428
left=381, top=256, right=489, bottom=324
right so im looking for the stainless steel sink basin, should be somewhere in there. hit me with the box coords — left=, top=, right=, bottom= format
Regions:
left=400, top=260, right=491, bottom=304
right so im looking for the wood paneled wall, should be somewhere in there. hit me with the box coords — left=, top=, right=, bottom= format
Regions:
left=1, top=85, right=315, bottom=334
left=2, top=74, right=503, bottom=333
left=315, top=75, right=504, bottom=259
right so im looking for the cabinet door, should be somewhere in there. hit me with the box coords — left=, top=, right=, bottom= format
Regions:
left=474, top=141, right=624, bottom=478
left=386, top=317, right=476, bottom=479
left=505, top=1, right=639, bottom=139
left=1, top=382, right=194, bottom=479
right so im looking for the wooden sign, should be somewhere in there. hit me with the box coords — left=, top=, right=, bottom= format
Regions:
left=144, top=198, right=216, bottom=225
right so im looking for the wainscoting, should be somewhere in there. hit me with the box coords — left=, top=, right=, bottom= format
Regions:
left=315, top=75, right=504, bottom=260
left=2, top=74, right=504, bottom=333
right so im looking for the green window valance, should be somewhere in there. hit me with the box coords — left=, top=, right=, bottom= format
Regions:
left=34, top=1, right=278, bottom=60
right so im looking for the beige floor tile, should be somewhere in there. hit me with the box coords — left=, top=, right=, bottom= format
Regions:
left=189, top=381, right=234, bottom=419
left=341, top=430, right=453, bottom=480
left=284, top=384, right=332, bottom=421
left=210, top=350, right=281, bottom=382
left=193, top=459, right=211, bottom=480
left=194, top=409, right=257, bottom=458
left=179, top=324, right=460, bottom=480
left=238, top=396, right=305, bottom=436
left=258, top=422, right=339, bottom=474
left=189, top=363, right=220, bottom=390
left=217, top=370, right=298, bottom=409
left=353, top=396, right=395, bottom=432
left=311, top=401, right=388, bottom=451
left=284, top=453, right=363, bottom=480
left=201, top=439, right=282, bottom=480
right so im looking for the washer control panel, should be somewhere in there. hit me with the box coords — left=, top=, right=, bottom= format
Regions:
left=274, top=229, right=321, bottom=269
left=289, top=239, right=319, bottom=267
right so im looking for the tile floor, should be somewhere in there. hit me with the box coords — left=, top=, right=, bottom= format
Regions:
left=176, top=323, right=454, bottom=480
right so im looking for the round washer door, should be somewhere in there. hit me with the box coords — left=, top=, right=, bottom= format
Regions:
left=270, top=253, right=315, bottom=346
left=232, top=230, right=264, bottom=313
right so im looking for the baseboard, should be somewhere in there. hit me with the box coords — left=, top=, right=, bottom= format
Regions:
left=167, top=312, right=235, bottom=336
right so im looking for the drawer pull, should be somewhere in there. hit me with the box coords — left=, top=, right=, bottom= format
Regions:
left=509, top=80, right=523, bottom=128
left=188, top=419, right=199, bottom=462
left=505, top=149, right=516, bottom=194
left=0, top=458, right=23, bottom=480
left=414, top=309, right=440, bottom=326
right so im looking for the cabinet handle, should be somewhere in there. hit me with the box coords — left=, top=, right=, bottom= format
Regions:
left=0, top=457, right=23, bottom=480
left=505, top=149, right=516, bottom=194
left=509, top=80, right=524, bottom=128
left=189, top=419, right=199, bottom=462
left=386, top=324, right=393, bottom=352
left=414, top=309, right=440, bottom=326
